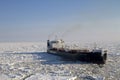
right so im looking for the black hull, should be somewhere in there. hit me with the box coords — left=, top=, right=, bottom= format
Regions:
left=47, top=50, right=107, bottom=64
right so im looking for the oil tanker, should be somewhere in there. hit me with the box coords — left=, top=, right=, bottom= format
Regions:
left=47, top=39, right=107, bottom=64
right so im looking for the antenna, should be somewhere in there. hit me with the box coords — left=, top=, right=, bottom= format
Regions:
left=55, top=35, right=58, bottom=40
left=94, top=42, right=97, bottom=49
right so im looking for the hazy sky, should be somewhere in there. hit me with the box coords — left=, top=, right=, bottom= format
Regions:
left=0, top=0, right=120, bottom=42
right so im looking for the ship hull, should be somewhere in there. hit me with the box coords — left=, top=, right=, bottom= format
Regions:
left=47, top=50, right=107, bottom=64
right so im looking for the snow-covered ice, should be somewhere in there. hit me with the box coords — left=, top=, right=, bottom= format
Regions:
left=0, top=42, right=120, bottom=80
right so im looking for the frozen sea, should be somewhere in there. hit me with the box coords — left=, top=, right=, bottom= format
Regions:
left=0, top=42, right=120, bottom=80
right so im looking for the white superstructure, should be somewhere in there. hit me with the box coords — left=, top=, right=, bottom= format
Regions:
left=47, top=39, right=65, bottom=50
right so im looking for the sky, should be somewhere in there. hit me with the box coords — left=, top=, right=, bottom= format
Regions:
left=0, top=0, right=120, bottom=42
